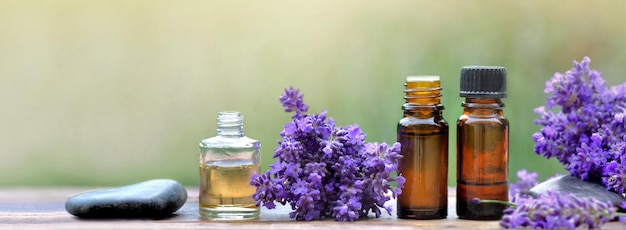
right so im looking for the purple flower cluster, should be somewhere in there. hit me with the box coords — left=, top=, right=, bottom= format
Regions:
left=250, top=87, right=405, bottom=221
left=533, top=57, right=626, bottom=195
left=499, top=191, right=626, bottom=229
left=509, top=170, right=539, bottom=201
left=485, top=169, right=626, bottom=229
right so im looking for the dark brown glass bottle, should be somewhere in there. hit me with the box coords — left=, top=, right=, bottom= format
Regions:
left=456, top=66, right=509, bottom=220
left=397, top=76, right=449, bottom=219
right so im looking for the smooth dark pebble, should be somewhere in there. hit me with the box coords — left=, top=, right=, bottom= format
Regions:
left=529, top=175, right=626, bottom=210
left=65, top=179, right=187, bottom=218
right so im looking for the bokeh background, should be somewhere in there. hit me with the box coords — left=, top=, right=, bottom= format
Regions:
left=1, top=0, right=625, bottom=186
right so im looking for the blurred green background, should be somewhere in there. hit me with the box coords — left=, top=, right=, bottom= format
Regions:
left=1, top=0, right=625, bottom=186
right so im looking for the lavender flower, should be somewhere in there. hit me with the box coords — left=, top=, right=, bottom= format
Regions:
left=476, top=192, right=626, bottom=229
left=533, top=57, right=626, bottom=195
left=279, top=86, right=308, bottom=115
left=509, top=170, right=539, bottom=201
left=503, top=192, right=625, bottom=229
left=250, top=87, right=405, bottom=221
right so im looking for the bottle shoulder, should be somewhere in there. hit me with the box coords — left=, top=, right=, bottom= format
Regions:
left=199, top=135, right=260, bottom=149
left=399, top=116, right=448, bottom=128
left=457, top=114, right=509, bottom=125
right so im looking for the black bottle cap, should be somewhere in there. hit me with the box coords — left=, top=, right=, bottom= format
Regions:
left=460, top=65, right=507, bottom=98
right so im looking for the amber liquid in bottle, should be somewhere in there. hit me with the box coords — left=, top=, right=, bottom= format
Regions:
left=456, top=98, right=509, bottom=220
left=397, top=76, right=449, bottom=219
left=199, top=159, right=259, bottom=218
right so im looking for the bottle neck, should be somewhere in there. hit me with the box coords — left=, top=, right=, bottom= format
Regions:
left=403, top=105, right=444, bottom=118
left=216, top=111, right=244, bottom=137
left=462, top=97, right=504, bottom=116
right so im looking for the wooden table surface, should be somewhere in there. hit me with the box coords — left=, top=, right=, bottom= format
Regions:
left=0, top=187, right=623, bottom=229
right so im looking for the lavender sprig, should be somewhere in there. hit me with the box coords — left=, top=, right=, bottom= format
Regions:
left=509, top=170, right=539, bottom=201
left=475, top=192, right=626, bottom=229
left=508, top=170, right=565, bottom=202
left=251, top=87, right=405, bottom=221
left=533, top=57, right=626, bottom=195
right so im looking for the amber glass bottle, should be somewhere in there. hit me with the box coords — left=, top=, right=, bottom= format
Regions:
left=397, top=76, right=449, bottom=219
left=456, top=66, right=509, bottom=220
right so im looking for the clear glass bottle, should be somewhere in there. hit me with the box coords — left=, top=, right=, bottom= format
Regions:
left=397, top=76, right=449, bottom=219
left=456, top=66, right=509, bottom=220
left=198, top=111, right=261, bottom=220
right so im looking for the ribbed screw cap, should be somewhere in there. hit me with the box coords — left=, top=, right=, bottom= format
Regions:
left=460, top=65, right=507, bottom=98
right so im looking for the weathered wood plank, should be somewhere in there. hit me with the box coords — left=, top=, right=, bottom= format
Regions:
left=0, top=187, right=622, bottom=229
